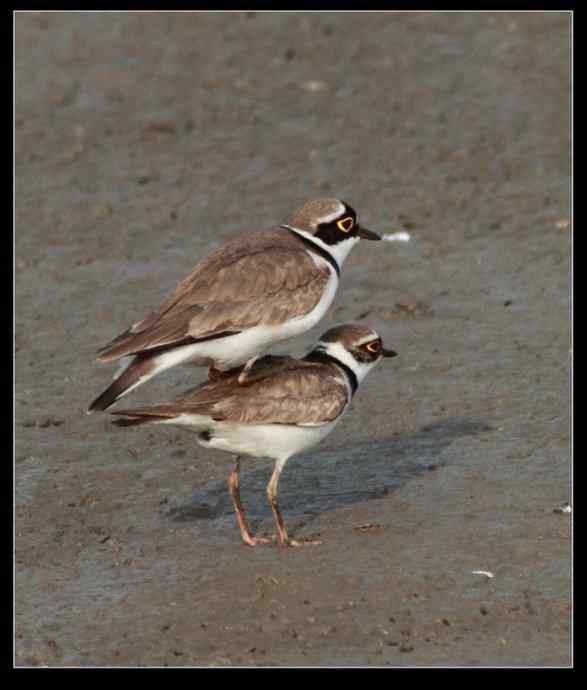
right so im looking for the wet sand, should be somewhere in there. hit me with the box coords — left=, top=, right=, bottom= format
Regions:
left=15, top=11, right=571, bottom=666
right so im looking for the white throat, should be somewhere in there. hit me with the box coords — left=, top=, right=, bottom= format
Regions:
left=321, top=341, right=378, bottom=385
left=283, top=225, right=360, bottom=268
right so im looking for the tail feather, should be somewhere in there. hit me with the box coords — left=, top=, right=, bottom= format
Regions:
left=111, top=416, right=161, bottom=428
left=96, top=327, right=135, bottom=362
left=110, top=405, right=181, bottom=428
left=87, top=355, right=156, bottom=413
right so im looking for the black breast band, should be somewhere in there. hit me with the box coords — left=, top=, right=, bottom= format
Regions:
left=282, top=226, right=341, bottom=277
left=303, top=349, right=358, bottom=396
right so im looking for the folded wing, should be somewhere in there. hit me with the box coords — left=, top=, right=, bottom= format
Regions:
left=113, top=358, right=349, bottom=427
left=97, top=229, right=329, bottom=362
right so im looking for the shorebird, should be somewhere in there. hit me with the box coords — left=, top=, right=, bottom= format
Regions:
left=88, top=198, right=381, bottom=413
left=111, top=323, right=398, bottom=547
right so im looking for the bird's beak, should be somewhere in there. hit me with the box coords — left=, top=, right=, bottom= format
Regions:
left=382, top=348, right=398, bottom=358
left=357, top=224, right=381, bottom=240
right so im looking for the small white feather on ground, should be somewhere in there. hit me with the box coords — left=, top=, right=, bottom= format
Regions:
left=382, top=231, right=411, bottom=242
left=471, top=570, right=494, bottom=579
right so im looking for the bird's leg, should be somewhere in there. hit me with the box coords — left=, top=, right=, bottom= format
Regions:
left=228, top=457, right=272, bottom=547
left=266, top=464, right=291, bottom=545
left=237, top=355, right=259, bottom=384
left=267, top=462, right=323, bottom=548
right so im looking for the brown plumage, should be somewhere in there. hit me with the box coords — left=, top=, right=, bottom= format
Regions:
left=89, top=197, right=383, bottom=414
left=319, top=322, right=378, bottom=347
left=96, top=229, right=330, bottom=363
left=287, top=198, right=345, bottom=231
left=88, top=355, right=157, bottom=414
left=111, top=354, right=349, bottom=427
left=110, top=322, right=397, bottom=547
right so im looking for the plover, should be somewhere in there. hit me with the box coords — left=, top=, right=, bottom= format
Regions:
left=111, top=323, right=398, bottom=547
left=88, top=198, right=381, bottom=413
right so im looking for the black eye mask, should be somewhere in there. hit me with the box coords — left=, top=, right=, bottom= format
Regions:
left=314, top=206, right=359, bottom=245
left=314, top=203, right=381, bottom=244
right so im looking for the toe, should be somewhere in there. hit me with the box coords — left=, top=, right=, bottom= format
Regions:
left=243, top=535, right=275, bottom=546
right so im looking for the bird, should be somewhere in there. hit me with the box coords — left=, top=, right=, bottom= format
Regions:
left=110, top=323, right=398, bottom=547
left=88, top=198, right=382, bottom=413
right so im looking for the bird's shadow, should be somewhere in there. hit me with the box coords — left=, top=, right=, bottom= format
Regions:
left=165, top=417, right=492, bottom=538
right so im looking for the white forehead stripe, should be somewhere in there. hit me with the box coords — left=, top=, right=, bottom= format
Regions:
left=317, top=200, right=346, bottom=224
left=355, top=333, right=379, bottom=347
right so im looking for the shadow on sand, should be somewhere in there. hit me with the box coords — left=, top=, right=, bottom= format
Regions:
left=166, top=417, right=492, bottom=533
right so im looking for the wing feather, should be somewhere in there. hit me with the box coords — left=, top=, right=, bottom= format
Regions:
left=173, top=360, right=349, bottom=426
left=97, top=229, right=330, bottom=361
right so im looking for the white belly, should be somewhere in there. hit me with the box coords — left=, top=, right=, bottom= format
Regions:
left=202, top=257, right=338, bottom=368
left=202, top=419, right=341, bottom=461
left=157, top=399, right=342, bottom=462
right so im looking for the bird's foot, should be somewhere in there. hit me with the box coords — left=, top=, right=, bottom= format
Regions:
left=241, top=534, right=323, bottom=547
left=237, top=355, right=260, bottom=384
left=242, top=534, right=275, bottom=547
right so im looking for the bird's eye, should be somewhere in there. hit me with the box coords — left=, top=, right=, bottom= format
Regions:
left=336, top=216, right=354, bottom=233
left=366, top=341, right=381, bottom=353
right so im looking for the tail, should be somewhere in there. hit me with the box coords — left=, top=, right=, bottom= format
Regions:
left=110, top=405, right=184, bottom=428
left=111, top=416, right=160, bottom=428
left=111, top=412, right=169, bottom=427
left=87, top=355, right=157, bottom=414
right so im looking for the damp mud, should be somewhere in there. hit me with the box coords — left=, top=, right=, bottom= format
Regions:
left=15, top=12, right=571, bottom=666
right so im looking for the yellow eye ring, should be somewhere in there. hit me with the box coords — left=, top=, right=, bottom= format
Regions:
left=366, top=341, right=380, bottom=353
left=336, top=216, right=354, bottom=233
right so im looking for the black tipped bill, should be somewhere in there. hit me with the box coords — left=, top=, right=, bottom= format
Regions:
left=382, top=348, right=398, bottom=358
left=357, top=225, right=381, bottom=240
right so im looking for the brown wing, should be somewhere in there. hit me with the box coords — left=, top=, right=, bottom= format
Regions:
left=174, top=354, right=305, bottom=399
left=111, top=355, right=302, bottom=422
left=172, top=359, right=350, bottom=426
left=97, top=229, right=329, bottom=361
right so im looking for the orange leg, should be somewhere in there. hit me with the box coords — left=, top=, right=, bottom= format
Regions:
left=228, top=457, right=272, bottom=547
left=266, top=463, right=322, bottom=548
left=237, top=355, right=260, bottom=384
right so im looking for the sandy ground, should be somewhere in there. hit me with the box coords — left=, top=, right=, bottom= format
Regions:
left=15, top=11, right=571, bottom=667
